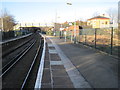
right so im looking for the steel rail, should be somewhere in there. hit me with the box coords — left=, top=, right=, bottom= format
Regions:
left=0, top=40, right=36, bottom=77
left=1, top=39, right=35, bottom=72
left=21, top=39, right=42, bottom=89
left=1, top=36, right=34, bottom=58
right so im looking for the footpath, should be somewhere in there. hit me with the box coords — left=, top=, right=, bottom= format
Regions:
left=41, top=35, right=118, bottom=89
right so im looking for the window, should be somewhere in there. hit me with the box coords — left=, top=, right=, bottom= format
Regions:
left=105, top=21, right=108, bottom=24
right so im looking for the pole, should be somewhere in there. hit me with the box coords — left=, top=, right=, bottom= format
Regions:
left=39, top=23, right=41, bottom=33
left=110, top=27, right=113, bottom=55
left=54, top=10, right=57, bottom=36
left=95, top=28, right=97, bottom=48
left=20, top=23, right=22, bottom=35
left=85, top=34, right=87, bottom=44
left=61, top=24, right=62, bottom=37
left=71, top=30, right=72, bottom=42
left=66, top=2, right=72, bottom=42
left=74, top=21, right=76, bottom=44
left=65, top=31, right=66, bottom=42
left=60, top=24, right=62, bottom=39
left=20, top=23, right=21, bottom=30
left=73, top=7, right=76, bottom=44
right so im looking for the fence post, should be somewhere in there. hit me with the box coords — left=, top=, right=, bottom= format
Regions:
left=111, top=27, right=113, bottom=55
left=95, top=28, right=97, bottom=48
left=85, top=34, right=87, bottom=44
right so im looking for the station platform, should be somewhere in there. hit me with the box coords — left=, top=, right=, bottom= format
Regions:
left=41, top=35, right=118, bottom=89
left=0, top=33, right=32, bottom=44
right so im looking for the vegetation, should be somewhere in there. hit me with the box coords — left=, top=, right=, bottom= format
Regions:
left=0, top=10, right=17, bottom=32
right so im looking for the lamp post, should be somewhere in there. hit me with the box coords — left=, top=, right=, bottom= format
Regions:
left=54, top=10, right=58, bottom=36
left=74, top=20, right=76, bottom=44
left=66, top=2, right=76, bottom=43
left=68, top=22, right=73, bottom=42
left=60, top=24, right=63, bottom=39
left=64, top=31, right=67, bottom=42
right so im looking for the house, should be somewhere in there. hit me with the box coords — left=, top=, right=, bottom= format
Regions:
left=87, top=15, right=110, bottom=28
left=65, top=25, right=80, bottom=37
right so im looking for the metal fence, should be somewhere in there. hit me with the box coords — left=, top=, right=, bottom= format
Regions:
left=1, top=30, right=30, bottom=41
left=60, top=27, right=119, bottom=57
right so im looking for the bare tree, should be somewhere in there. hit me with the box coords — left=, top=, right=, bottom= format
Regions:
left=0, top=9, right=16, bottom=32
left=92, top=12, right=100, bottom=17
left=118, top=1, right=120, bottom=24
left=106, top=8, right=118, bottom=24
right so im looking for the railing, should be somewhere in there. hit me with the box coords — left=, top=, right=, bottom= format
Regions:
left=78, top=28, right=118, bottom=57
left=54, top=27, right=119, bottom=57
left=1, top=30, right=31, bottom=41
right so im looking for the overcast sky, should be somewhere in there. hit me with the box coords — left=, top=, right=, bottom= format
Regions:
left=0, top=0, right=119, bottom=26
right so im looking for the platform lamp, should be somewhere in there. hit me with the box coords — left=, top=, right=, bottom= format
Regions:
left=66, top=2, right=77, bottom=43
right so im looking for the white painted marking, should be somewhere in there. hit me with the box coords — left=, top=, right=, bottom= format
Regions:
left=48, top=43, right=54, bottom=47
left=34, top=34, right=46, bottom=89
left=48, top=37, right=92, bottom=88
left=50, top=61, right=63, bottom=65
left=49, top=49, right=57, bottom=54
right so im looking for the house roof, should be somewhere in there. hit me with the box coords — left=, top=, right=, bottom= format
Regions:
left=88, top=16, right=110, bottom=20
left=65, top=25, right=79, bottom=31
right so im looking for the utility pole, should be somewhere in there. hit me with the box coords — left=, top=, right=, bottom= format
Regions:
left=39, top=23, right=41, bottom=33
left=74, top=20, right=76, bottom=44
left=54, top=10, right=57, bottom=36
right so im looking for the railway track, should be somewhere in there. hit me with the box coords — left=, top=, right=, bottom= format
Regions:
left=1, top=40, right=36, bottom=77
left=21, top=40, right=41, bottom=89
left=2, top=34, right=35, bottom=72
left=2, top=33, right=44, bottom=89
left=2, top=34, right=34, bottom=59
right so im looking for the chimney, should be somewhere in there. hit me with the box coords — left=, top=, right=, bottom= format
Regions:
left=103, top=14, right=105, bottom=17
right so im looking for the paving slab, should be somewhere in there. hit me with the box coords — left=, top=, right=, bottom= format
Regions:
left=48, top=43, right=54, bottom=47
left=50, top=61, right=63, bottom=65
left=52, top=69, right=68, bottom=77
left=44, top=61, right=50, bottom=68
left=41, top=83, right=52, bottom=88
left=50, top=54, right=61, bottom=61
left=49, top=49, right=57, bottom=54
left=42, top=68, right=51, bottom=84
left=49, top=47, right=56, bottom=49
left=53, top=77, right=74, bottom=86
left=53, top=85, right=74, bottom=88
left=51, top=65, right=65, bottom=70
left=41, top=38, right=74, bottom=89
left=46, top=36, right=118, bottom=88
